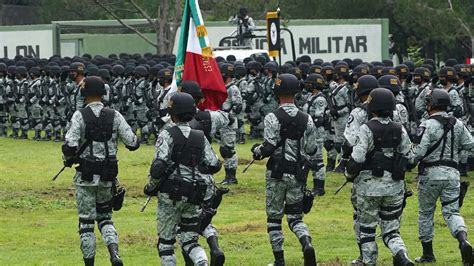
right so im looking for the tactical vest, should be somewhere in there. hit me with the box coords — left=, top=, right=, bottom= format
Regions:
left=363, top=120, right=407, bottom=180
left=77, top=106, right=118, bottom=182
left=306, top=93, right=328, bottom=127
left=160, top=126, right=207, bottom=205
left=267, top=108, right=309, bottom=180
left=189, top=110, right=212, bottom=142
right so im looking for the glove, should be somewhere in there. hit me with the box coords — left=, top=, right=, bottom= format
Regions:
left=63, top=157, right=76, bottom=167
left=406, top=161, right=418, bottom=171
left=330, top=108, right=339, bottom=117
left=345, top=173, right=355, bottom=183
left=251, top=143, right=264, bottom=160
left=143, top=183, right=159, bottom=197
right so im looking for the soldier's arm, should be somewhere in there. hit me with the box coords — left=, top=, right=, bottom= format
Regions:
left=303, top=117, right=318, bottom=156
left=350, top=125, right=370, bottom=163
left=201, top=138, right=222, bottom=174
left=64, top=111, right=83, bottom=147
left=116, top=111, right=139, bottom=151
left=231, top=87, right=243, bottom=113
left=253, top=113, right=280, bottom=158
left=399, top=127, right=413, bottom=160
left=210, top=110, right=230, bottom=135
left=459, top=122, right=474, bottom=152
left=411, top=121, right=432, bottom=163
left=148, top=131, right=173, bottom=187
left=338, top=87, right=351, bottom=115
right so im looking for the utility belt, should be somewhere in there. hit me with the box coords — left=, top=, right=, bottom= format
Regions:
left=76, top=156, right=118, bottom=182
left=418, top=160, right=458, bottom=175
left=363, top=151, right=407, bottom=180
left=267, top=156, right=309, bottom=182
left=159, top=174, right=207, bottom=205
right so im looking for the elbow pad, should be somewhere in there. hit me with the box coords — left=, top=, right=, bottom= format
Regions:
left=346, top=157, right=364, bottom=177
left=198, top=160, right=222, bottom=175
left=126, top=142, right=140, bottom=151
left=150, top=159, right=168, bottom=179
left=260, top=141, right=277, bottom=158
left=61, top=144, right=77, bottom=157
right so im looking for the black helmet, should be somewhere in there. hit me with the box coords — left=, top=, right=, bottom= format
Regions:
left=402, top=60, right=415, bottom=73
left=50, top=65, right=61, bottom=75
left=263, top=62, right=278, bottom=73
left=87, top=65, right=99, bottom=76
left=321, top=65, right=334, bottom=80
left=413, top=67, right=431, bottom=81
left=29, top=66, right=41, bottom=76
left=168, top=92, right=196, bottom=116
left=382, top=59, right=394, bottom=67
left=454, top=64, right=470, bottom=79
left=438, top=66, right=457, bottom=81
left=308, top=65, right=322, bottom=74
left=16, top=66, right=27, bottom=76
left=234, top=64, right=247, bottom=78
left=98, top=69, right=111, bottom=80
left=247, top=61, right=262, bottom=72
left=0, top=62, right=6, bottom=73
left=300, top=55, right=312, bottom=64
left=370, top=65, right=383, bottom=78
left=274, top=73, right=299, bottom=96
left=445, top=58, right=458, bottom=67
left=334, top=65, right=349, bottom=79
left=157, top=68, right=173, bottom=81
left=134, top=66, right=148, bottom=77
left=70, top=62, right=85, bottom=73
left=378, top=75, right=401, bottom=95
left=81, top=76, right=106, bottom=97
left=367, top=88, right=395, bottom=115
left=355, top=75, right=378, bottom=97
left=112, top=65, right=125, bottom=76
left=287, top=67, right=302, bottom=80
left=226, top=54, right=236, bottom=62
left=382, top=67, right=397, bottom=76
left=425, top=89, right=450, bottom=108
left=298, top=63, right=310, bottom=75
left=395, top=64, right=409, bottom=79
left=180, top=80, right=204, bottom=99
left=423, top=58, right=436, bottom=69
left=220, top=63, right=234, bottom=77
left=305, top=74, right=325, bottom=90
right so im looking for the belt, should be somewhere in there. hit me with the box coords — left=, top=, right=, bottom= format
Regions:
left=422, top=160, right=458, bottom=169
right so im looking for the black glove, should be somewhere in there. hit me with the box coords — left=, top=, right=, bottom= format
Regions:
left=143, top=183, right=159, bottom=197
left=63, top=157, right=76, bottom=167
left=330, top=108, right=339, bottom=117
left=406, top=162, right=418, bottom=171
left=345, top=174, right=355, bottom=183
left=251, top=143, right=264, bottom=160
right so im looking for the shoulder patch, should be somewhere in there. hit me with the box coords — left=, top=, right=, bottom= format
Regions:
left=156, top=136, right=164, bottom=147
left=416, top=126, right=425, bottom=137
left=347, top=114, right=354, bottom=125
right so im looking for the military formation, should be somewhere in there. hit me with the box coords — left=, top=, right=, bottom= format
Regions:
left=2, top=52, right=474, bottom=265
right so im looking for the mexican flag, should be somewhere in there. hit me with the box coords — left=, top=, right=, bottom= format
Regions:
left=171, top=0, right=227, bottom=110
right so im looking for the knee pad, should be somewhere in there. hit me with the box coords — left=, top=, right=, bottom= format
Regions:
left=78, top=218, right=95, bottom=235
left=267, top=218, right=282, bottom=233
left=287, top=218, right=303, bottom=232
left=323, top=140, right=334, bottom=151
left=158, top=238, right=176, bottom=257
left=219, top=145, right=235, bottom=159
left=96, top=218, right=114, bottom=232
left=382, top=230, right=400, bottom=247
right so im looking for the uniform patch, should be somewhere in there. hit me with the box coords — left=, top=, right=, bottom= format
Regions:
left=347, top=114, right=354, bottom=124
left=416, top=126, right=425, bottom=136
left=354, top=136, right=360, bottom=145
left=156, top=136, right=164, bottom=146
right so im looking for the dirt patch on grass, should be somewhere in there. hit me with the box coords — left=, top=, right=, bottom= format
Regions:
left=220, top=222, right=265, bottom=233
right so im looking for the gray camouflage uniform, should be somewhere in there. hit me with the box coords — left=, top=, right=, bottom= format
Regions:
left=329, top=81, right=350, bottom=159
left=220, top=80, right=242, bottom=170
left=350, top=117, right=412, bottom=265
left=28, top=78, right=43, bottom=131
left=64, top=101, right=138, bottom=260
left=0, top=77, right=8, bottom=135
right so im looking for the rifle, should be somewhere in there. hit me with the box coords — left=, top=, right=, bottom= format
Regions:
left=51, top=139, right=92, bottom=181
left=140, top=196, right=152, bottom=213
left=51, top=165, right=66, bottom=181
left=334, top=180, right=349, bottom=195
left=242, top=158, right=255, bottom=173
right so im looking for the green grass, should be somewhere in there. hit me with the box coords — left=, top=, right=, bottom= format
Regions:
left=1, top=134, right=473, bottom=265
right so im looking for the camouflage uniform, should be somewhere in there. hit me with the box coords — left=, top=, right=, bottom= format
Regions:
left=111, top=76, right=124, bottom=112
left=350, top=117, right=412, bottom=265
left=324, top=81, right=338, bottom=168
left=27, top=78, right=44, bottom=136
left=235, top=78, right=248, bottom=142
left=260, top=76, right=279, bottom=116
left=134, top=77, right=150, bottom=140
left=64, top=101, right=138, bottom=261
left=14, top=78, right=29, bottom=138
left=246, top=73, right=265, bottom=138
left=0, top=76, right=8, bottom=136
left=155, top=85, right=173, bottom=133
left=146, top=122, right=220, bottom=266
left=328, top=81, right=350, bottom=162
left=122, top=77, right=137, bottom=131
left=412, top=111, right=473, bottom=243
left=414, top=83, right=431, bottom=123
left=446, top=84, right=464, bottom=118
left=42, top=77, right=57, bottom=140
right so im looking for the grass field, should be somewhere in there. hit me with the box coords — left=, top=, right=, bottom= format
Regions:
left=1, top=134, right=474, bottom=265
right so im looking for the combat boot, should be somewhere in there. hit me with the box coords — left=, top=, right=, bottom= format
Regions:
left=459, top=163, right=468, bottom=177
left=107, top=243, right=123, bottom=266
left=20, top=129, right=28, bottom=139
left=334, top=158, right=347, bottom=173
left=415, top=241, right=436, bottom=263
left=140, top=133, right=148, bottom=145
left=468, top=157, right=474, bottom=172
left=10, top=128, right=18, bottom=138
left=54, top=130, right=62, bottom=142
left=83, top=257, right=94, bottom=266
left=238, top=133, right=246, bottom=144
left=221, top=168, right=238, bottom=185
left=207, top=235, right=225, bottom=266
left=272, top=250, right=285, bottom=266
left=182, top=249, right=194, bottom=266
left=299, top=235, right=316, bottom=266
left=351, top=243, right=363, bottom=265
left=393, top=250, right=414, bottom=266
left=33, top=129, right=41, bottom=141
left=42, top=130, right=52, bottom=141
left=456, top=231, right=473, bottom=265
left=326, top=158, right=336, bottom=172
left=312, top=179, right=325, bottom=196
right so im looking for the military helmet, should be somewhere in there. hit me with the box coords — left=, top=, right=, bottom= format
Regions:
left=425, top=89, right=450, bottom=108
left=454, top=64, right=470, bottom=79
left=321, top=65, right=334, bottom=77
left=300, top=55, right=312, bottom=64
left=334, top=65, right=349, bottom=78
left=445, top=58, right=458, bottom=67
left=421, top=64, right=434, bottom=76
left=382, top=59, right=394, bottom=67
left=29, top=66, right=41, bottom=76
left=355, top=75, right=378, bottom=97
left=50, top=65, right=61, bottom=75
left=279, top=64, right=290, bottom=74
left=134, top=66, right=148, bottom=77
left=0, top=62, right=7, bottom=73
left=263, top=62, right=278, bottom=73
left=7, top=65, right=16, bottom=75
left=395, top=64, right=409, bottom=78
left=70, top=62, right=85, bottom=73
left=382, top=67, right=397, bottom=76
left=353, top=64, right=369, bottom=78
left=112, top=65, right=125, bottom=76
left=81, top=76, right=106, bottom=97
left=438, top=66, right=457, bottom=81
left=367, top=88, right=395, bottom=114
left=402, top=60, right=415, bottom=73
left=168, top=92, right=196, bottom=116
left=378, top=75, right=401, bottom=95
left=274, top=73, right=299, bottom=96
left=413, top=67, right=431, bottom=81
left=305, top=73, right=325, bottom=90
left=234, top=64, right=247, bottom=78
left=370, top=65, right=383, bottom=78
left=87, top=65, right=99, bottom=76
left=220, top=63, right=234, bottom=77
left=180, top=80, right=204, bottom=99
left=247, top=61, right=262, bottom=72
left=98, top=69, right=111, bottom=80
left=16, top=66, right=28, bottom=76
left=352, top=58, right=363, bottom=68
left=308, top=65, right=322, bottom=74
left=226, top=54, right=236, bottom=62
left=157, top=68, right=173, bottom=80
left=287, top=67, right=302, bottom=79
left=298, top=63, right=310, bottom=74
left=423, top=58, right=436, bottom=69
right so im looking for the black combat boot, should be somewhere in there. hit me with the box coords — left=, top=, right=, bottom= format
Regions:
left=221, top=168, right=238, bottom=185
left=10, top=128, right=18, bottom=138
left=207, top=235, right=225, bottom=266
left=140, top=133, right=148, bottom=145
left=42, top=130, right=52, bottom=141
left=54, top=130, right=62, bottom=142
left=459, top=163, right=468, bottom=177
left=351, top=243, right=363, bottom=265
left=415, top=241, right=436, bottom=263
left=312, top=179, right=325, bottom=196
left=326, top=158, right=336, bottom=172
left=182, top=249, right=194, bottom=266
left=273, top=250, right=285, bottom=266
left=393, top=250, right=414, bottom=266
left=468, top=157, right=474, bottom=171
left=456, top=231, right=473, bottom=265
left=20, top=129, right=28, bottom=139
left=83, top=257, right=94, bottom=266
left=238, top=133, right=246, bottom=144
left=107, top=243, right=123, bottom=266
left=33, top=130, right=41, bottom=140
left=299, top=235, right=316, bottom=266
left=334, top=158, right=347, bottom=173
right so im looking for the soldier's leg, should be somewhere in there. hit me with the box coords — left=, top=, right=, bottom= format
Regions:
left=10, top=117, right=19, bottom=138
left=333, top=117, right=347, bottom=172
left=157, top=194, right=179, bottom=266
left=312, top=141, right=326, bottom=196
left=380, top=194, right=413, bottom=265
left=416, top=177, right=440, bottom=262
left=357, top=195, right=380, bottom=266
left=324, top=126, right=337, bottom=171
left=351, top=185, right=363, bottom=264
left=286, top=178, right=316, bottom=265
left=266, top=174, right=286, bottom=265
left=20, top=118, right=29, bottom=139
left=76, top=185, right=98, bottom=264
left=180, top=203, right=208, bottom=265
left=96, top=183, right=122, bottom=265
left=441, top=180, right=472, bottom=264
left=0, top=115, right=7, bottom=136
left=219, top=126, right=238, bottom=185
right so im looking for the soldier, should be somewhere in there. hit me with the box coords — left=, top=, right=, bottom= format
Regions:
left=261, top=62, right=279, bottom=116
left=411, top=89, right=474, bottom=265
left=143, top=92, right=221, bottom=266
left=14, top=66, right=29, bottom=139
left=28, top=66, right=44, bottom=140
left=245, top=61, right=265, bottom=138
left=438, top=66, right=464, bottom=119
left=251, top=74, right=317, bottom=266
left=378, top=75, right=410, bottom=130
left=0, top=63, right=8, bottom=136
left=346, top=88, right=414, bottom=266
left=111, top=65, right=125, bottom=112
left=228, top=7, right=255, bottom=47
left=133, top=66, right=150, bottom=143
left=62, top=76, right=140, bottom=265
left=181, top=80, right=231, bottom=266
left=321, top=65, right=338, bottom=171
left=219, top=63, right=242, bottom=185
left=122, top=66, right=137, bottom=131
left=330, top=65, right=351, bottom=172
left=234, top=64, right=248, bottom=144
left=50, top=65, right=66, bottom=142
left=302, top=73, right=328, bottom=196
left=68, top=62, right=86, bottom=113
left=155, top=68, right=174, bottom=132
